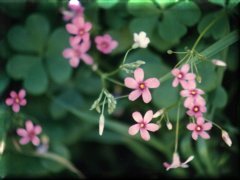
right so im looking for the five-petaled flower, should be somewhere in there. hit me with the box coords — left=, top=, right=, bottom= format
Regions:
left=5, top=89, right=27, bottom=113
left=163, top=152, right=194, bottom=171
left=124, top=68, right=160, bottom=103
left=186, top=100, right=206, bottom=118
left=95, top=34, right=118, bottom=54
left=187, top=117, right=212, bottom=140
left=128, top=110, right=160, bottom=141
left=17, top=120, right=42, bottom=146
left=171, top=64, right=195, bottom=88
left=132, top=31, right=150, bottom=49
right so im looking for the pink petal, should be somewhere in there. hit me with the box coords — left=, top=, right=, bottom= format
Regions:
left=197, top=89, right=204, bottom=95
left=81, top=54, right=93, bottom=65
left=180, top=80, right=188, bottom=89
left=17, top=128, right=27, bottom=137
left=142, top=88, right=152, bottom=103
left=187, top=123, right=196, bottom=131
left=163, top=162, right=170, bottom=169
left=32, top=137, right=40, bottom=146
left=199, top=131, right=210, bottom=139
left=185, top=73, right=196, bottom=80
left=140, top=129, right=150, bottom=141
left=181, top=64, right=190, bottom=73
left=145, top=78, right=160, bottom=88
left=183, top=80, right=196, bottom=90
left=124, top=77, right=138, bottom=89
left=201, top=106, right=207, bottom=113
left=171, top=68, right=180, bottom=76
left=84, top=22, right=92, bottom=31
left=10, top=91, right=17, bottom=98
left=144, top=110, right=153, bottom=123
left=134, top=68, right=144, bottom=82
left=197, top=117, right=204, bottom=125
left=34, top=125, right=42, bottom=134
left=203, top=122, right=212, bottom=131
left=80, top=40, right=91, bottom=52
left=20, top=137, right=30, bottom=145
left=69, top=57, right=80, bottom=67
left=180, top=90, right=189, bottom=97
left=195, top=96, right=206, bottom=106
left=12, top=104, right=20, bottom=113
left=63, top=48, right=75, bottom=58
left=186, top=110, right=194, bottom=117
left=184, top=97, right=194, bottom=108
left=128, top=124, right=140, bottom=135
left=172, top=78, right=179, bottom=87
left=66, top=24, right=78, bottom=34
left=72, top=16, right=84, bottom=27
left=95, top=36, right=102, bottom=44
left=20, top=99, right=27, bottom=106
left=129, top=89, right=142, bottom=101
left=132, top=111, right=143, bottom=122
left=18, top=89, right=26, bottom=98
left=26, top=120, right=34, bottom=132
left=110, top=41, right=118, bottom=50
left=5, top=98, right=13, bottom=106
left=192, top=131, right=198, bottom=140
left=69, top=36, right=81, bottom=47
left=146, top=123, right=159, bottom=132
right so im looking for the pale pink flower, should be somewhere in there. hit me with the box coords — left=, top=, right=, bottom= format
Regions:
left=132, top=31, right=150, bottom=49
left=163, top=152, right=194, bottom=171
left=187, top=117, right=212, bottom=140
left=222, top=130, right=232, bottom=147
left=186, top=101, right=207, bottom=118
left=63, top=37, right=93, bottom=67
left=61, top=0, right=84, bottom=21
left=95, top=34, right=118, bottom=54
left=171, top=64, right=195, bottom=88
left=5, top=89, right=27, bottom=113
left=17, top=120, right=42, bottom=146
left=66, top=16, right=92, bottom=41
left=180, top=82, right=205, bottom=108
left=128, top=110, right=160, bottom=141
left=124, top=68, right=160, bottom=103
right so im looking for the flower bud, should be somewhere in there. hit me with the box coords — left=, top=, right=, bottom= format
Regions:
left=166, top=121, right=173, bottom=130
left=212, top=59, right=227, bottom=67
left=153, top=109, right=164, bottom=118
left=222, top=130, right=232, bottom=147
left=0, top=140, right=5, bottom=155
left=99, top=114, right=105, bottom=136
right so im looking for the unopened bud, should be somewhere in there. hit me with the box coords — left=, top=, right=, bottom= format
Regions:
left=99, top=114, right=105, bottom=136
left=212, top=59, right=227, bottom=67
left=222, top=130, right=232, bottom=147
left=196, top=75, right=202, bottom=83
left=0, top=140, right=5, bottom=155
left=167, top=50, right=173, bottom=54
left=166, top=122, right=173, bottom=130
left=153, top=109, right=164, bottom=118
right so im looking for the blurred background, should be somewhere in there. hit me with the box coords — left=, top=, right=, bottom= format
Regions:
left=0, top=0, right=239, bottom=178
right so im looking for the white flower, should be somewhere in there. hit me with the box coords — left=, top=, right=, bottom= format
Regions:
left=153, top=109, right=164, bottom=118
left=212, top=59, right=227, bottom=67
left=163, top=152, right=194, bottom=171
left=222, top=130, right=232, bottom=147
left=132, top=31, right=150, bottom=49
left=99, top=114, right=105, bottom=136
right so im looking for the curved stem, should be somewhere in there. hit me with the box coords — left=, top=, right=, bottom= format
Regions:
left=174, top=102, right=181, bottom=153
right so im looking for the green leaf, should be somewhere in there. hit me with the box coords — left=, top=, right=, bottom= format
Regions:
left=209, top=0, right=225, bottom=6
left=0, top=72, right=10, bottom=94
left=158, top=12, right=187, bottom=42
left=25, top=14, right=50, bottom=53
left=97, top=0, right=119, bottom=9
left=7, top=55, right=41, bottom=79
left=127, top=0, right=160, bottom=17
left=46, top=56, right=72, bottom=84
left=212, top=86, right=228, bottom=108
left=0, top=0, right=26, bottom=18
left=24, top=61, right=48, bottom=95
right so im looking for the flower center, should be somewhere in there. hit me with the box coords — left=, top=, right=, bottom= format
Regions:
left=28, top=130, right=36, bottom=139
left=15, top=97, right=20, bottom=104
left=190, top=90, right=197, bottom=96
left=193, top=106, right=199, bottom=112
left=139, top=83, right=145, bottom=90
left=75, top=49, right=82, bottom=57
left=195, top=125, right=202, bottom=132
left=101, top=42, right=109, bottom=49
left=79, top=29, right=85, bottom=36
left=177, top=73, right=184, bottom=79
left=139, top=122, right=146, bottom=129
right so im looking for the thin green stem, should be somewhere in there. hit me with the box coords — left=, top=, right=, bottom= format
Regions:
left=105, top=77, right=125, bottom=86
left=174, top=102, right=181, bottom=153
left=205, top=119, right=223, bottom=131
left=115, top=94, right=129, bottom=100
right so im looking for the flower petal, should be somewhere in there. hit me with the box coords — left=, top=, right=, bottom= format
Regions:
left=18, top=89, right=26, bottom=98
left=10, top=91, right=17, bottom=98
left=69, top=57, right=80, bottom=67
left=180, top=90, right=189, bottom=97
left=172, top=78, right=179, bottom=87
left=124, top=77, right=138, bottom=89
left=129, top=89, right=142, bottom=101
left=84, top=22, right=92, bottom=31
left=63, top=48, right=75, bottom=58
left=20, top=137, right=30, bottom=145
left=132, top=111, right=143, bottom=122
left=32, top=137, right=40, bottom=146
left=66, top=24, right=78, bottom=34
left=144, top=110, right=153, bottom=123
left=34, top=125, right=42, bottom=135
left=134, top=68, right=144, bottom=82
left=5, top=98, right=13, bottom=106
left=203, top=122, right=212, bottom=131
left=185, top=73, right=196, bottom=80
left=145, top=78, right=160, bottom=88
left=128, top=124, right=140, bottom=135
left=171, top=68, right=180, bottom=76
left=20, top=99, right=27, bottom=106
left=142, top=88, right=152, bottom=103
left=12, top=104, right=20, bottom=113
left=184, top=97, right=194, bottom=108
left=17, top=128, right=27, bottom=137
left=146, top=123, right=159, bottom=132
left=72, top=16, right=84, bottom=27
left=181, top=64, right=190, bottom=73
left=192, top=131, right=198, bottom=140
left=81, top=54, right=93, bottom=65
left=140, top=129, right=150, bottom=141
left=196, top=117, right=204, bottom=125
left=199, top=131, right=210, bottom=139
left=187, top=123, right=196, bottom=131
left=26, top=120, right=34, bottom=132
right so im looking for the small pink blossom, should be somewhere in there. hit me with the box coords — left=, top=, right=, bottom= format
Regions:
left=187, top=117, right=212, bottom=140
left=124, top=68, right=160, bottom=103
left=180, top=82, right=205, bottom=108
left=95, top=34, right=118, bottom=54
left=66, top=16, right=92, bottom=41
left=186, top=101, right=207, bottom=118
left=128, top=110, right=160, bottom=141
left=171, top=64, right=195, bottom=88
left=5, top=89, right=27, bottom=113
left=163, top=152, right=194, bottom=171
left=17, top=120, right=42, bottom=146
left=63, top=37, right=93, bottom=67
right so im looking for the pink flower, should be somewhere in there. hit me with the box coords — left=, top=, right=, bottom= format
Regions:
left=5, top=89, right=27, bottom=113
left=95, top=34, right=118, bottom=54
left=17, top=120, right=42, bottom=146
left=63, top=37, right=93, bottom=67
left=163, top=152, right=194, bottom=171
left=186, top=100, right=207, bottom=118
left=66, top=16, right=92, bottom=41
left=128, top=110, right=160, bottom=141
left=180, top=82, right=205, bottom=108
left=171, top=64, right=195, bottom=88
left=187, top=117, right=212, bottom=140
left=124, top=68, right=160, bottom=103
